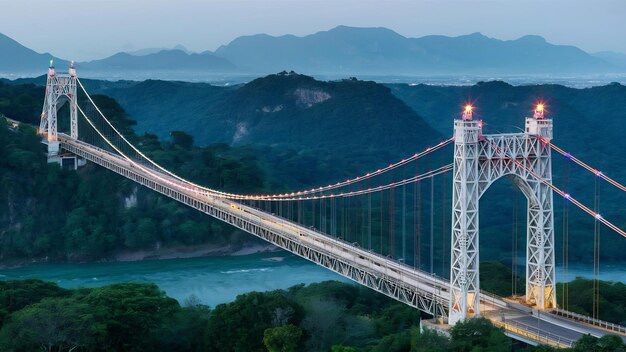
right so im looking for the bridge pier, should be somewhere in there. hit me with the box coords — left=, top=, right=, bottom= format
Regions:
left=43, top=140, right=85, bottom=170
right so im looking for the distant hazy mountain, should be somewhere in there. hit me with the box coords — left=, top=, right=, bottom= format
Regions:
left=0, top=33, right=237, bottom=76
left=0, top=27, right=620, bottom=78
left=593, top=51, right=626, bottom=70
left=0, top=33, right=69, bottom=74
left=127, top=44, right=193, bottom=56
left=80, top=49, right=237, bottom=72
left=215, top=26, right=612, bottom=75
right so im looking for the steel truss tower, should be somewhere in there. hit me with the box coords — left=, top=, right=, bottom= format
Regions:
left=448, top=106, right=556, bottom=325
left=39, top=61, right=78, bottom=156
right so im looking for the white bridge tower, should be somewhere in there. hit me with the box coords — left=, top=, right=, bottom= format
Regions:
left=39, top=61, right=84, bottom=169
left=39, top=60, right=78, bottom=158
left=448, top=104, right=556, bottom=325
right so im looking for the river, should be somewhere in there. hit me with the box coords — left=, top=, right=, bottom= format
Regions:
left=0, top=253, right=346, bottom=307
left=0, top=252, right=623, bottom=307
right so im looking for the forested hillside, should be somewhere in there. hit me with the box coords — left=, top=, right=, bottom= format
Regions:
left=90, top=72, right=442, bottom=169
left=0, top=87, right=266, bottom=263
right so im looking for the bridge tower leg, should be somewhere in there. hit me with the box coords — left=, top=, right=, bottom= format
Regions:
left=448, top=106, right=557, bottom=325
left=39, top=61, right=78, bottom=164
left=448, top=107, right=481, bottom=325
left=524, top=113, right=557, bottom=310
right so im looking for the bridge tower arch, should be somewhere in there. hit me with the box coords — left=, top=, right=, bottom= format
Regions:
left=448, top=105, right=556, bottom=325
left=39, top=60, right=78, bottom=158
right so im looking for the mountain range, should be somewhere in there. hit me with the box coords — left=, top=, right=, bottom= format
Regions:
left=2, top=26, right=626, bottom=77
left=80, top=50, right=236, bottom=72
left=215, top=26, right=614, bottom=75
left=0, top=33, right=69, bottom=73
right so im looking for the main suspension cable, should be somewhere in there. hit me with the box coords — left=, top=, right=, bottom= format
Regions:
left=486, top=138, right=626, bottom=239
left=78, top=102, right=453, bottom=202
left=78, top=78, right=453, bottom=201
left=543, top=138, right=626, bottom=194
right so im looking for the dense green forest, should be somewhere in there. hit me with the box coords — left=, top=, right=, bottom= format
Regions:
left=1, top=279, right=625, bottom=352
left=0, top=84, right=267, bottom=262
left=90, top=72, right=442, bottom=163
left=556, top=278, right=626, bottom=326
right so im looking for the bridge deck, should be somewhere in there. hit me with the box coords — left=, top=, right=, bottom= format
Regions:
left=59, top=135, right=451, bottom=318
left=57, top=134, right=626, bottom=348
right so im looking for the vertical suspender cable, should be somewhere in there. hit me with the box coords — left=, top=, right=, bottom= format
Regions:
left=360, top=195, right=365, bottom=247
left=390, top=186, right=395, bottom=258
left=597, top=183, right=601, bottom=319
left=359, top=195, right=363, bottom=246
left=311, top=199, right=315, bottom=229
left=593, top=176, right=598, bottom=318
left=512, top=194, right=518, bottom=296
left=342, top=197, right=347, bottom=241
left=441, top=171, right=447, bottom=277
left=593, top=175, right=601, bottom=319
left=562, top=161, right=570, bottom=310
left=367, top=193, right=372, bottom=251
left=342, top=197, right=348, bottom=242
left=430, top=176, right=435, bottom=274
left=416, top=180, right=422, bottom=270
left=320, top=198, right=323, bottom=233
left=331, top=197, right=335, bottom=237
left=402, top=184, right=406, bottom=263
left=380, top=190, right=384, bottom=255
left=413, top=181, right=417, bottom=269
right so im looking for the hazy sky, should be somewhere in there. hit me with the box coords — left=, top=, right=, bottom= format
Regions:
left=1, top=0, right=625, bottom=61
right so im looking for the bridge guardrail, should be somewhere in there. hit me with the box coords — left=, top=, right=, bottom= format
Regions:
left=550, top=308, right=626, bottom=335
left=492, top=319, right=575, bottom=348
left=479, top=290, right=509, bottom=308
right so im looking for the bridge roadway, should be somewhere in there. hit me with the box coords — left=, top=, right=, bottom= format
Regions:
left=57, top=134, right=626, bottom=348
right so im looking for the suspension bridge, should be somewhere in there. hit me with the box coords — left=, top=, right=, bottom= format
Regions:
left=34, top=63, right=626, bottom=347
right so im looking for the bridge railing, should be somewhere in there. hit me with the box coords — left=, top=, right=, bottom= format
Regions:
left=492, top=319, right=575, bottom=348
left=550, top=307, right=626, bottom=335
left=479, top=290, right=509, bottom=309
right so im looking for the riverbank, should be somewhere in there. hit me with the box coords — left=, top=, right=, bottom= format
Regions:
left=113, top=241, right=279, bottom=261
left=0, top=241, right=280, bottom=270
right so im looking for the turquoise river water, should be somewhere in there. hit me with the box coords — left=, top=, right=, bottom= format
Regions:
left=0, top=252, right=623, bottom=307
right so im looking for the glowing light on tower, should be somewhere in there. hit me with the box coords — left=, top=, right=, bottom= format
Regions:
left=48, top=59, right=56, bottom=77
left=462, top=104, right=473, bottom=121
left=69, top=60, right=76, bottom=77
left=534, top=103, right=545, bottom=119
